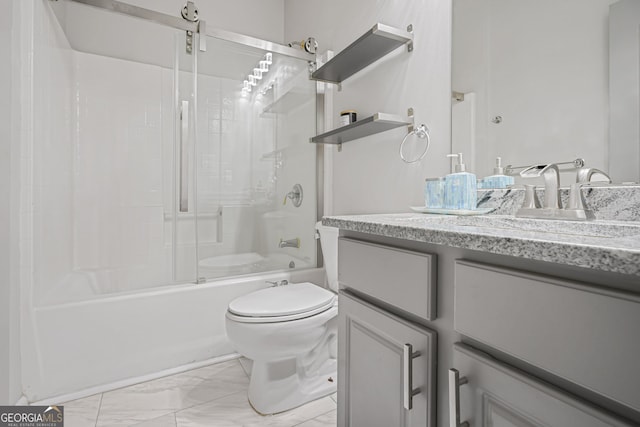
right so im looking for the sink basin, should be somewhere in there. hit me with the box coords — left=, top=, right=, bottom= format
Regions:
left=410, top=214, right=640, bottom=239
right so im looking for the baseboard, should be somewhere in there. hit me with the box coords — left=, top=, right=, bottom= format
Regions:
left=14, top=395, right=29, bottom=405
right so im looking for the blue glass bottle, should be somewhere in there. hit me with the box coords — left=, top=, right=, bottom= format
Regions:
left=424, top=178, right=445, bottom=208
left=444, top=153, right=477, bottom=210
left=482, top=157, right=515, bottom=189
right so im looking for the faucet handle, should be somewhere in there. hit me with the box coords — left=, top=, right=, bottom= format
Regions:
left=283, top=184, right=304, bottom=207
left=568, top=183, right=587, bottom=210
left=521, top=185, right=541, bottom=209
left=565, top=183, right=596, bottom=220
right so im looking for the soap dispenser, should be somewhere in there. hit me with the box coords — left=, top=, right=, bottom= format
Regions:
left=482, top=157, right=515, bottom=189
left=444, top=153, right=477, bottom=210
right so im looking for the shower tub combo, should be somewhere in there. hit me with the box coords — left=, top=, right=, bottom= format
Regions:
left=17, top=0, right=324, bottom=402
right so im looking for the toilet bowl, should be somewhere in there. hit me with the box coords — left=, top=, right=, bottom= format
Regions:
left=225, top=222, right=339, bottom=414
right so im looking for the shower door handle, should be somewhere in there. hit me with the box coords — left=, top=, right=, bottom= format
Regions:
left=179, top=100, right=189, bottom=212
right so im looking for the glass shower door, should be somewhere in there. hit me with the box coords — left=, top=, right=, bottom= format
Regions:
left=193, top=35, right=317, bottom=281
left=33, top=0, right=207, bottom=305
left=171, top=31, right=200, bottom=284
left=33, top=0, right=320, bottom=306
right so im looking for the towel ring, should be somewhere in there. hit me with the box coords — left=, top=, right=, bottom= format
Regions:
left=400, top=124, right=430, bottom=164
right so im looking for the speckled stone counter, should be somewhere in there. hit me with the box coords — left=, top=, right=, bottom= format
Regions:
left=478, top=184, right=640, bottom=221
left=322, top=213, right=640, bottom=277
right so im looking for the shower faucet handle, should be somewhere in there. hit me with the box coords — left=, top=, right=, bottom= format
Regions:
left=283, top=184, right=303, bottom=207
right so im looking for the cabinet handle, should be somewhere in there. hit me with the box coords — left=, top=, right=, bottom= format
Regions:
left=403, top=343, right=422, bottom=410
left=448, top=368, right=469, bottom=427
left=179, top=100, right=189, bottom=213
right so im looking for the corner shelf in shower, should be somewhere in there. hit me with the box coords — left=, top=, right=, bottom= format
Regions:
left=262, top=91, right=312, bottom=115
left=260, top=148, right=284, bottom=161
left=310, top=113, right=411, bottom=145
left=310, top=23, right=414, bottom=84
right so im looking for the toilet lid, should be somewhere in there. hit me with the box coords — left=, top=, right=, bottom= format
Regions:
left=228, top=282, right=336, bottom=318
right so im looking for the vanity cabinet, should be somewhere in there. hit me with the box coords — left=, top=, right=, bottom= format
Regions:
left=333, top=228, right=640, bottom=427
left=337, top=291, right=436, bottom=427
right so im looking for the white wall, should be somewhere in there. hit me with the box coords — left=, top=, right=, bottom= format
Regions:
left=0, top=0, right=12, bottom=403
left=0, top=0, right=22, bottom=406
left=31, top=0, right=75, bottom=306
left=285, top=0, right=453, bottom=214
left=453, top=0, right=615, bottom=185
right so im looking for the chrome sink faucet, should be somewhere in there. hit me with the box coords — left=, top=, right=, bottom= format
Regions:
left=576, top=167, right=612, bottom=184
left=520, top=164, right=561, bottom=209
left=516, top=163, right=595, bottom=221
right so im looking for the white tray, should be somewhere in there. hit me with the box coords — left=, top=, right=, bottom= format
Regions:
left=410, top=207, right=494, bottom=216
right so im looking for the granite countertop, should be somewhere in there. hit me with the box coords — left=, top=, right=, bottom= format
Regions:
left=322, top=213, right=640, bottom=276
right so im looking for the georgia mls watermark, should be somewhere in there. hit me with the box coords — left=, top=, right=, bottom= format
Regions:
left=0, top=406, right=64, bottom=427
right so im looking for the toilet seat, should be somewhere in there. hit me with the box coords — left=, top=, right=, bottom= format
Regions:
left=227, top=282, right=336, bottom=324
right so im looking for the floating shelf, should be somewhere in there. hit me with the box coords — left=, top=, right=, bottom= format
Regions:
left=311, top=23, right=413, bottom=84
left=310, top=113, right=411, bottom=145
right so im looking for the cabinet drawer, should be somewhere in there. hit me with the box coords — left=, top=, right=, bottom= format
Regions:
left=454, top=260, right=640, bottom=413
left=338, top=237, right=437, bottom=321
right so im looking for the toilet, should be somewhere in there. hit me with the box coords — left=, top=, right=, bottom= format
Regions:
left=225, top=223, right=340, bottom=414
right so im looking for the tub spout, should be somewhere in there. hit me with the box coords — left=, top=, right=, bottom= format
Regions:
left=279, top=238, right=300, bottom=249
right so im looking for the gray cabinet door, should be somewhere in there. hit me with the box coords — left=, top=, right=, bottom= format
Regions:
left=452, top=343, right=635, bottom=427
left=338, top=291, right=436, bottom=427
left=454, top=260, right=640, bottom=412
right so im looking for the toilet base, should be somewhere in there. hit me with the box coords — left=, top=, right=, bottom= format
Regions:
left=248, top=357, right=337, bottom=415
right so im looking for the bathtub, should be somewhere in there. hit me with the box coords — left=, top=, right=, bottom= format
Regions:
left=199, top=253, right=314, bottom=278
left=22, top=268, right=325, bottom=403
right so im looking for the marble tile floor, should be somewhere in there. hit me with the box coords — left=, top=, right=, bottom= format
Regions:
left=59, top=357, right=337, bottom=427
